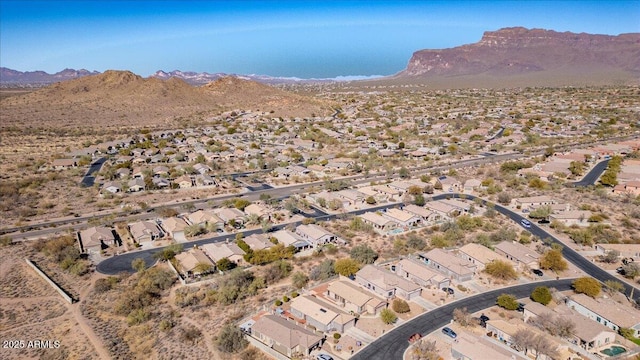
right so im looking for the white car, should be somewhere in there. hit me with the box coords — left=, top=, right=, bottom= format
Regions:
left=317, top=354, right=334, bottom=360
left=520, top=219, right=531, bottom=228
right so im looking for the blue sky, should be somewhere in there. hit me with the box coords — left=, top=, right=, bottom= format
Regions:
left=1, top=1, right=639, bottom=78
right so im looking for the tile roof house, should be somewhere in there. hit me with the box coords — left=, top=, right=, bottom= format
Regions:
left=418, top=248, right=477, bottom=282
left=402, top=204, right=439, bottom=224
left=128, top=221, right=163, bottom=243
left=289, top=295, right=356, bottom=333
left=355, top=265, right=422, bottom=300
left=457, top=243, right=514, bottom=271
left=250, top=315, right=324, bottom=358
left=174, top=247, right=215, bottom=277
left=513, top=196, right=556, bottom=210
left=187, top=209, right=223, bottom=229
left=161, top=217, right=189, bottom=241
left=215, top=207, right=246, bottom=225
left=395, top=258, right=450, bottom=289
left=382, top=208, right=421, bottom=228
left=359, top=212, right=399, bottom=233
left=325, top=280, right=387, bottom=315
left=78, top=226, right=116, bottom=254
left=295, top=224, right=338, bottom=248
left=201, top=242, right=246, bottom=265
left=270, top=230, right=310, bottom=250
left=494, top=241, right=540, bottom=269
left=243, top=233, right=275, bottom=251
left=451, top=334, right=528, bottom=360
left=548, top=210, right=592, bottom=227
left=567, top=293, right=640, bottom=337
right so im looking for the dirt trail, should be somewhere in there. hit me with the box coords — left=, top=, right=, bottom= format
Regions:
left=67, top=279, right=112, bottom=360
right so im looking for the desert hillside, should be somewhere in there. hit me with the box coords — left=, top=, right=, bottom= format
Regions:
left=0, top=70, right=334, bottom=133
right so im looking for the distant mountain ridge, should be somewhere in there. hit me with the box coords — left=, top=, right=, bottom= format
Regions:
left=397, top=27, right=640, bottom=86
left=0, top=67, right=100, bottom=85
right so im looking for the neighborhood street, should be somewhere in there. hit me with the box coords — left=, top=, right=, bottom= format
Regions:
left=351, top=279, right=575, bottom=360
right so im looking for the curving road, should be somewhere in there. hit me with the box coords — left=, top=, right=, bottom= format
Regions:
left=569, top=159, right=609, bottom=187
left=351, top=279, right=575, bottom=360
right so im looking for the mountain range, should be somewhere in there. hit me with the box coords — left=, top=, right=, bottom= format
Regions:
left=2, top=27, right=639, bottom=88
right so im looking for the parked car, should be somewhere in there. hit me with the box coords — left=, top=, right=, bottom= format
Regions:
left=443, top=287, right=455, bottom=295
left=408, top=333, right=422, bottom=343
left=442, top=327, right=457, bottom=339
left=520, top=219, right=532, bottom=228
left=532, top=269, right=544, bottom=277
left=537, top=218, right=550, bottom=224
left=317, top=354, right=334, bottom=360
left=517, top=302, right=525, bottom=312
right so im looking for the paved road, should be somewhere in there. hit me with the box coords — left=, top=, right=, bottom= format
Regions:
left=351, top=279, right=575, bottom=360
left=433, top=193, right=640, bottom=302
left=80, top=157, right=106, bottom=187
left=569, top=159, right=609, bottom=187
left=95, top=202, right=400, bottom=274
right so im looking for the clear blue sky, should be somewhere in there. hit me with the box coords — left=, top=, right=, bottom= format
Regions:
left=1, top=0, right=639, bottom=78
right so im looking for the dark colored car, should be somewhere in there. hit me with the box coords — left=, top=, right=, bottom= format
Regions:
left=532, top=269, right=544, bottom=277
left=517, top=302, right=525, bottom=312
left=538, top=219, right=550, bottom=224
left=443, top=287, right=455, bottom=295
left=442, top=327, right=457, bottom=339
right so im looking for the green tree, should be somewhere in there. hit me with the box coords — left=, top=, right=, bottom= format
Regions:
left=350, top=244, right=378, bottom=264
left=496, top=294, right=519, bottom=310
left=216, top=258, right=234, bottom=271
left=334, top=258, right=361, bottom=277
left=539, top=248, right=568, bottom=272
left=414, top=193, right=426, bottom=206
left=365, top=196, right=376, bottom=205
left=399, top=167, right=410, bottom=179
left=569, top=161, right=584, bottom=176
left=604, top=280, right=625, bottom=295
left=484, top=260, right=518, bottom=280
left=529, top=206, right=552, bottom=219
left=530, top=286, right=552, bottom=305
left=292, top=271, right=309, bottom=289
left=217, top=323, right=248, bottom=353
left=380, top=308, right=397, bottom=324
left=572, top=277, right=601, bottom=298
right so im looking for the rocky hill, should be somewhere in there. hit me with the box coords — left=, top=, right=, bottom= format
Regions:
left=0, top=70, right=333, bottom=132
left=397, top=27, right=640, bottom=87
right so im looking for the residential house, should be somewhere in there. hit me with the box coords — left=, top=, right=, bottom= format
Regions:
left=215, top=207, right=246, bottom=226
left=594, top=243, right=640, bottom=260
left=289, top=295, right=356, bottom=333
left=127, top=178, right=145, bottom=192
left=175, top=175, right=193, bottom=188
left=463, top=178, right=482, bottom=193
left=457, top=243, right=514, bottom=271
left=418, top=248, right=477, bottom=282
left=243, top=233, right=275, bottom=251
left=250, top=315, right=323, bottom=358
left=452, top=335, right=527, bottom=360
left=244, top=203, right=270, bottom=219
left=174, top=247, right=215, bottom=277
left=382, top=208, right=421, bottom=228
left=436, top=176, right=462, bottom=192
left=128, top=221, right=163, bottom=243
left=336, top=189, right=366, bottom=206
left=548, top=210, right=592, bottom=227
left=513, top=196, right=556, bottom=210
left=101, top=181, right=122, bottom=195
left=355, top=265, right=422, bottom=300
left=613, top=181, right=640, bottom=197
left=423, top=201, right=458, bottom=220
left=566, top=313, right=617, bottom=351
left=270, top=230, right=310, bottom=251
left=295, top=224, right=338, bottom=248
left=370, top=185, right=401, bottom=199
left=403, top=204, right=439, bottom=224
left=494, top=241, right=540, bottom=269
left=51, top=158, right=78, bottom=170
left=325, top=280, right=387, bottom=315
left=161, top=217, right=189, bottom=241
left=195, top=174, right=216, bottom=186
left=187, top=209, right=224, bottom=230
left=201, top=242, right=246, bottom=265
left=395, top=258, right=450, bottom=289
left=359, top=212, right=399, bottom=233
left=566, top=293, right=640, bottom=337
left=152, top=177, right=170, bottom=188
left=78, top=226, right=116, bottom=254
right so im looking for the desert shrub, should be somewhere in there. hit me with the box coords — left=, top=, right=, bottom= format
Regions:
left=392, top=299, right=411, bottom=314
left=530, top=286, right=552, bottom=305
left=496, top=294, right=519, bottom=310
left=217, top=324, right=248, bottom=353
left=484, top=260, right=518, bottom=280
left=380, top=308, right=397, bottom=324
left=572, top=277, right=601, bottom=298
left=309, top=259, right=336, bottom=281
left=334, top=258, right=361, bottom=276
left=291, top=272, right=309, bottom=289
left=181, top=326, right=202, bottom=345
left=126, top=308, right=150, bottom=326
left=350, top=244, right=378, bottom=264
left=275, top=299, right=283, bottom=306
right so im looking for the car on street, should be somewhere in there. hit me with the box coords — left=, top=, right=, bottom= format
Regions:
left=532, top=269, right=544, bottom=277
left=317, top=354, right=334, bottom=360
left=442, top=327, right=457, bottom=338
left=408, top=333, right=422, bottom=343
left=521, top=219, right=532, bottom=228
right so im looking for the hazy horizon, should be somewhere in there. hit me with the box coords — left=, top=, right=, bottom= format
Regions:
left=1, top=0, right=639, bottom=78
